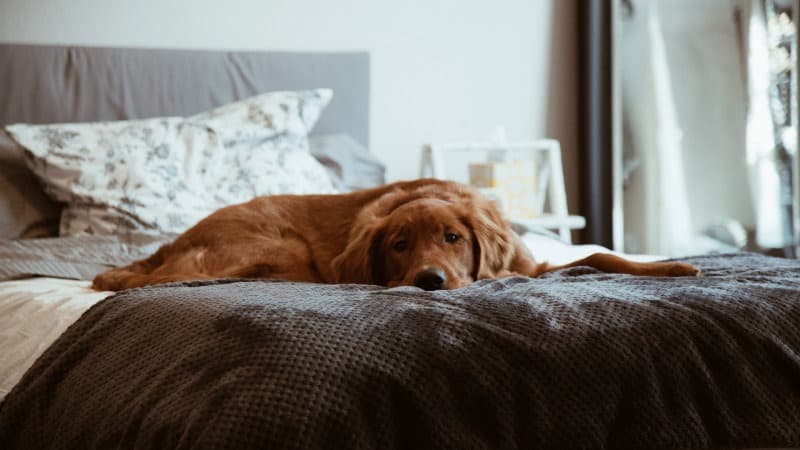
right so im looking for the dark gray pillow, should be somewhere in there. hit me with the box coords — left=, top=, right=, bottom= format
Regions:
left=0, top=131, right=60, bottom=239
left=309, top=133, right=386, bottom=191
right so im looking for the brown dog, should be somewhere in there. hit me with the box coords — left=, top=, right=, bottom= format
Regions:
left=92, top=179, right=698, bottom=291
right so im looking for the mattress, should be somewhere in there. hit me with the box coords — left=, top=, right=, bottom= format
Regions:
left=1, top=235, right=799, bottom=447
left=0, top=232, right=641, bottom=402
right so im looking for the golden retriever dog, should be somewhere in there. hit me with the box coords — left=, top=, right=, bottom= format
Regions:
left=92, top=179, right=699, bottom=291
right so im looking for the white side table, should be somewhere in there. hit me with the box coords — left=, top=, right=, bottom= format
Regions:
left=419, top=139, right=585, bottom=243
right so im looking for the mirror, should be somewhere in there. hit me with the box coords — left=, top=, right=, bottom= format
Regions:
left=615, top=0, right=799, bottom=258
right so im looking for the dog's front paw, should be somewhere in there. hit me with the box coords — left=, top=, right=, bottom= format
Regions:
left=667, top=262, right=701, bottom=277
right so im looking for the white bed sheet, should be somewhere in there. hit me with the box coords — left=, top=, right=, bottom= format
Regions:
left=520, top=233, right=663, bottom=265
left=0, top=278, right=112, bottom=400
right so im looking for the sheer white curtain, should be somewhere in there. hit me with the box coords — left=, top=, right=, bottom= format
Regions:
left=621, top=0, right=796, bottom=257
left=621, top=0, right=693, bottom=257
left=745, top=0, right=790, bottom=249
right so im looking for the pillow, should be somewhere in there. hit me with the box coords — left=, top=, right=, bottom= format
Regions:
left=0, top=131, right=61, bottom=239
left=309, top=133, right=386, bottom=191
left=6, top=89, right=336, bottom=237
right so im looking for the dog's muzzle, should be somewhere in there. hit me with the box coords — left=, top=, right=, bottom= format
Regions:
left=413, top=268, right=446, bottom=291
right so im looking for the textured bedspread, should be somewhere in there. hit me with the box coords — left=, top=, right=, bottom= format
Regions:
left=1, top=253, right=799, bottom=448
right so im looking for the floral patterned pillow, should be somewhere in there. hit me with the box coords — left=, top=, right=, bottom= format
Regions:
left=6, top=89, right=338, bottom=237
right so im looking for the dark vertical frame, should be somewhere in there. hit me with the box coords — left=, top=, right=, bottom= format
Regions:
left=580, top=0, right=614, bottom=247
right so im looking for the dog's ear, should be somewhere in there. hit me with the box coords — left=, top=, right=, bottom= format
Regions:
left=332, top=187, right=414, bottom=285
left=331, top=218, right=385, bottom=285
left=463, top=195, right=516, bottom=280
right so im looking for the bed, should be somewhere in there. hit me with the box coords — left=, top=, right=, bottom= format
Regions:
left=1, top=43, right=800, bottom=449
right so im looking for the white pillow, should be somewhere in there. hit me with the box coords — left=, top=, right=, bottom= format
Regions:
left=7, top=89, right=337, bottom=237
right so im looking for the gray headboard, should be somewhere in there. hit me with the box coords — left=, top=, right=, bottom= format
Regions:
left=0, top=43, right=369, bottom=146
left=0, top=43, right=370, bottom=239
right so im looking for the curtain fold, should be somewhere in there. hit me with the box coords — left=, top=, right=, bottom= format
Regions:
left=621, top=0, right=693, bottom=257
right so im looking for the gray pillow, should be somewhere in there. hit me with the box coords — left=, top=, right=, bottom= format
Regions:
left=309, top=133, right=385, bottom=191
left=0, top=131, right=60, bottom=239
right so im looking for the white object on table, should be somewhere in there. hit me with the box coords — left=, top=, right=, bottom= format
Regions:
left=419, top=139, right=585, bottom=243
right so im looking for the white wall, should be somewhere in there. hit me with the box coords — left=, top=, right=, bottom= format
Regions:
left=0, top=0, right=579, bottom=208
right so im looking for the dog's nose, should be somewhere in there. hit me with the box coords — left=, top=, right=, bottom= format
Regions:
left=413, top=268, right=447, bottom=291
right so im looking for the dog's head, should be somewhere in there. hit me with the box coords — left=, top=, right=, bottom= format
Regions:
left=331, top=182, right=517, bottom=290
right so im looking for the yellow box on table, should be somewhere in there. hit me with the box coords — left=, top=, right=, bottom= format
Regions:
left=468, top=160, right=537, bottom=219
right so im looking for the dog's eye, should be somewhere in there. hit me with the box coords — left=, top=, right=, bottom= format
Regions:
left=393, top=240, right=408, bottom=252
left=445, top=233, right=459, bottom=243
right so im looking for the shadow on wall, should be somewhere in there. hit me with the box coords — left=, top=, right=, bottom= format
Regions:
left=544, top=0, right=582, bottom=242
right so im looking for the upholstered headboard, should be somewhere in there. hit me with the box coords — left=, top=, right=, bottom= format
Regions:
left=0, top=43, right=371, bottom=238
left=0, top=43, right=369, bottom=145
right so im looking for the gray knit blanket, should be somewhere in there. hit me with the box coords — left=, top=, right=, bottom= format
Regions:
left=1, top=252, right=799, bottom=448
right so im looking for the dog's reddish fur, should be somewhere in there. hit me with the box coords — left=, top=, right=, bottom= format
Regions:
left=92, top=179, right=698, bottom=291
